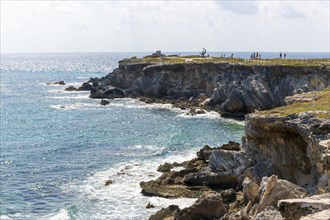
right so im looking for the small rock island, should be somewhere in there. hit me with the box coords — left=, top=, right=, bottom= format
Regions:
left=75, top=54, right=330, bottom=219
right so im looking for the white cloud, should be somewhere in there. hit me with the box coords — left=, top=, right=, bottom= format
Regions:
left=0, top=1, right=329, bottom=53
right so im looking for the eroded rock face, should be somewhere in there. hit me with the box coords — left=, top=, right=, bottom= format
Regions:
left=244, top=114, right=330, bottom=191
left=300, top=209, right=330, bottom=220
left=85, top=62, right=330, bottom=116
left=278, top=193, right=330, bottom=220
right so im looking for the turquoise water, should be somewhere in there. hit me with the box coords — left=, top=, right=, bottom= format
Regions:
left=0, top=53, right=245, bottom=219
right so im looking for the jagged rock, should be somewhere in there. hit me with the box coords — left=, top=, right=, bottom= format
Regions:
left=278, top=193, right=330, bottom=219
left=244, top=114, right=330, bottom=190
left=183, top=166, right=238, bottom=188
left=196, top=145, right=217, bottom=161
left=300, top=209, right=330, bottom=220
left=242, top=177, right=259, bottom=204
left=252, top=175, right=306, bottom=216
left=209, top=150, right=250, bottom=178
left=157, top=162, right=173, bottom=172
left=90, top=86, right=125, bottom=99
left=78, top=82, right=92, bottom=91
left=176, top=191, right=226, bottom=220
left=254, top=207, right=283, bottom=220
left=65, top=86, right=78, bottom=91
left=221, top=141, right=240, bottom=151
left=146, top=203, right=155, bottom=209
left=148, top=205, right=180, bottom=220
left=100, top=100, right=110, bottom=105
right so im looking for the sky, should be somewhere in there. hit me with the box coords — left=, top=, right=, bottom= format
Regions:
left=1, top=0, right=329, bottom=53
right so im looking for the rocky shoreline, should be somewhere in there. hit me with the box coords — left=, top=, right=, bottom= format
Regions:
left=142, top=110, right=330, bottom=220
left=65, top=58, right=330, bottom=219
left=69, top=59, right=329, bottom=118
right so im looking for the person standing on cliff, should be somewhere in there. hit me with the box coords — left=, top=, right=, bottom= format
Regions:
left=284, top=53, right=286, bottom=59
left=280, top=53, right=282, bottom=58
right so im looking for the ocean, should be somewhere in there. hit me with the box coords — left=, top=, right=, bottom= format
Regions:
left=0, top=52, right=328, bottom=219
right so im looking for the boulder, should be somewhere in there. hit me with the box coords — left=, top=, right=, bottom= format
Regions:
left=253, top=175, right=306, bottom=216
left=278, top=193, right=330, bottom=220
left=47, top=81, right=65, bottom=85
left=148, top=205, right=180, bottom=220
left=209, top=150, right=250, bottom=178
left=78, top=82, right=92, bottom=91
left=220, top=189, right=237, bottom=204
left=221, top=141, right=240, bottom=151
left=100, top=100, right=110, bottom=105
left=176, top=191, right=226, bottom=220
left=183, top=167, right=238, bottom=188
left=242, top=177, right=259, bottom=204
left=157, top=162, right=173, bottom=172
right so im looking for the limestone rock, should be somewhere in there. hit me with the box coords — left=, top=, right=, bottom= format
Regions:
left=148, top=205, right=180, bottom=220
left=278, top=193, right=330, bottom=220
left=253, top=175, right=306, bottom=216
left=209, top=150, right=250, bottom=178
left=300, top=209, right=330, bottom=220
left=242, top=177, right=259, bottom=204
left=176, top=191, right=226, bottom=220
left=220, top=189, right=237, bottom=204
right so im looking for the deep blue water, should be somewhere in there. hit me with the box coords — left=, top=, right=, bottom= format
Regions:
left=0, top=52, right=327, bottom=219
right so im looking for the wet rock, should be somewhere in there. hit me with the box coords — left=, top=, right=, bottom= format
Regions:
left=176, top=191, right=226, bottom=220
left=146, top=203, right=155, bottom=209
left=278, top=193, right=330, bottom=220
left=105, top=179, right=113, bottom=186
left=90, top=86, right=125, bottom=99
left=148, top=205, right=180, bottom=220
left=47, top=81, right=65, bottom=85
left=78, top=82, right=92, bottom=91
left=65, top=86, right=78, bottom=91
left=157, top=162, right=173, bottom=172
left=100, top=100, right=110, bottom=106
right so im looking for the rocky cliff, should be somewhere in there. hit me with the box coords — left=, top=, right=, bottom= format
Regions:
left=88, top=61, right=330, bottom=117
left=141, top=90, right=330, bottom=219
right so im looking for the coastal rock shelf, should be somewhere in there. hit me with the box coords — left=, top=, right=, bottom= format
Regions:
left=81, top=60, right=330, bottom=117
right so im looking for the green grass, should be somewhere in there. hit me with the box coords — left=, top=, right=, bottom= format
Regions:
left=119, top=56, right=330, bottom=67
left=256, top=88, right=330, bottom=118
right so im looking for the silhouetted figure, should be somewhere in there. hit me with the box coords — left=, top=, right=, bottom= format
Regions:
left=280, top=53, right=282, bottom=58
left=284, top=53, right=286, bottom=59
left=231, top=54, right=234, bottom=58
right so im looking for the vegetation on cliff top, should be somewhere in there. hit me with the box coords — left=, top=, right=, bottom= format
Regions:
left=256, top=88, right=330, bottom=118
left=119, top=56, right=330, bottom=67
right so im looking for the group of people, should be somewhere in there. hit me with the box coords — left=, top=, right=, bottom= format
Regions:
left=279, top=53, right=287, bottom=58
left=250, top=52, right=261, bottom=59
left=220, top=54, right=234, bottom=58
